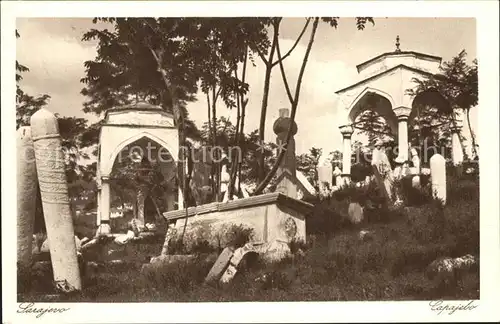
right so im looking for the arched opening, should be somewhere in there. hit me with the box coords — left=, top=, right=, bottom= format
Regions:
left=108, top=136, right=177, bottom=233
left=348, top=90, right=398, bottom=181
left=409, top=89, right=455, bottom=167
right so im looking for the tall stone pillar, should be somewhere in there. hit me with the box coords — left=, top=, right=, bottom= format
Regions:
left=178, top=186, right=184, bottom=209
left=31, top=109, right=82, bottom=291
left=394, top=107, right=412, bottom=163
left=451, top=124, right=464, bottom=166
left=97, top=176, right=111, bottom=235
left=96, top=189, right=102, bottom=226
left=136, top=187, right=146, bottom=224
left=17, top=126, right=38, bottom=267
left=339, top=125, right=354, bottom=185
left=273, top=108, right=298, bottom=198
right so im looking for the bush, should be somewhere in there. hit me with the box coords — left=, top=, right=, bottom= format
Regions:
left=225, top=224, right=254, bottom=249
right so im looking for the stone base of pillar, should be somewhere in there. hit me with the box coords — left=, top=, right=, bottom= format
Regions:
left=96, top=223, right=111, bottom=237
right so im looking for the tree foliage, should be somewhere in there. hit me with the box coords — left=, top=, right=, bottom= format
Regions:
left=407, top=50, right=478, bottom=158
left=296, top=147, right=322, bottom=188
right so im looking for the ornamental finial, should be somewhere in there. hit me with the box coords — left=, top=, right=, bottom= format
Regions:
left=395, top=35, right=401, bottom=52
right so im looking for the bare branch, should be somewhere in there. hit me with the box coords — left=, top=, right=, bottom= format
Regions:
left=272, top=18, right=311, bottom=67
left=253, top=18, right=320, bottom=195
left=275, top=36, right=294, bottom=104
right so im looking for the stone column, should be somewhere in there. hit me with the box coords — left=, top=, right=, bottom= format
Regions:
left=17, top=126, right=38, bottom=267
left=136, top=187, right=146, bottom=224
left=273, top=108, right=298, bottom=198
left=178, top=187, right=184, bottom=209
left=31, top=109, right=81, bottom=291
left=451, top=124, right=464, bottom=166
left=96, top=189, right=102, bottom=226
left=96, top=159, right=102, bottom=226
left=97, top=176, right=111, bottom=235
left=394, top=107, right=412, bottom=163
left=339, top=125, right=354, bottom=185
left=273, top=108, right=298, bottom=177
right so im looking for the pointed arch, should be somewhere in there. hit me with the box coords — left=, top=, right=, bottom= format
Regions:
left=346, top=87, right=398, bottom=134
left=102, top=131, right=178, bottom=176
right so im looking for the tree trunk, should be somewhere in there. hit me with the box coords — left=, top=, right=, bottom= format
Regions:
left=211, top=86, right=220, bottom=202
left=466, top=108, right=478, bottom=158
left=257, top=22, right=279, bottom=182
left=253, top=18, right=319, bottom=195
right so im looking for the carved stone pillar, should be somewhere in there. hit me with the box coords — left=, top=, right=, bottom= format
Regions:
left=96, top=189, right=102, bottom=226
left=273, top=108, right=298, bottom=177
left=136, top=187, right=146, bottom=224
left=273, top=108, right=298, bottom=198
left=394, top=107, right=412, bottom=163
left=17, top=126, right=38, bottom=267
left=31, top=108, right=82, bottom=291
left=339, top=125, right=354, bottom=184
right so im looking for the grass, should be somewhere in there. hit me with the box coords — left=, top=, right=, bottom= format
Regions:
left=18, top=174, right=479, bottom=302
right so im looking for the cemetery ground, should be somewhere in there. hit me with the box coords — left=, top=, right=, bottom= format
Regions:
left=18, top=170, right=479, bottom=302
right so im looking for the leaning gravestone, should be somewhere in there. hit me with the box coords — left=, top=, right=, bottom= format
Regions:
left=17, top=126, right=39, bottom=267
left=205, top=246, right=235, bottom=283
left=31, top=109, right=82, bottom=292
left=430, top=154, right=446, bottom=205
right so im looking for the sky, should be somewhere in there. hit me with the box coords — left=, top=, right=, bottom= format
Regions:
left=16, top=17, right=477, bottom=157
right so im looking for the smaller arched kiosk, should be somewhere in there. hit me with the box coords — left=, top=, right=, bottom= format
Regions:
left=335, top=36, right=464, bottom=183
left=96, top=101, right=182, bottom=235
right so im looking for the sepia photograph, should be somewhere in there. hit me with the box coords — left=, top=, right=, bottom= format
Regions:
left=2, top=1, right=499, bottom=323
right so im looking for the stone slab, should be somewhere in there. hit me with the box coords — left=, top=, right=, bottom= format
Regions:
left=204, top=247, right=234, bottom=283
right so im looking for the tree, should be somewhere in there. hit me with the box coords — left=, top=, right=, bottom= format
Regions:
left=353, top=110, right=394, bottom=147
left=16, top=30, right=51, bottom=129
left=252, top=17, right=375, bottom=195
left=407, top=50, right=478, bottom=158
left=296, top=147, right=322, bottom=189
left=199, top=117, right=276, bottom=192
left=329, top=150, right=343, bottom=170
left=81, top=18, right=271, bottom=206
left=191, top=19, right=265, bottom=201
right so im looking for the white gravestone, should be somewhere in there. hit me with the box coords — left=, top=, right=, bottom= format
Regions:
left=347, top=202, right=364, bottom=224
left=371, top=147, right=395, bottom=204
left=31, top=109, right=82, bottom=291
left=17, top=126, right=38, bottom=267
left=430, top=154, right=446, bottom=205
left=317, top=164, right=333, bottom=195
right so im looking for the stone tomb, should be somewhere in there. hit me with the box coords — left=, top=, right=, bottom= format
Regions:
left=162, top=192, right=313, bottom=252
